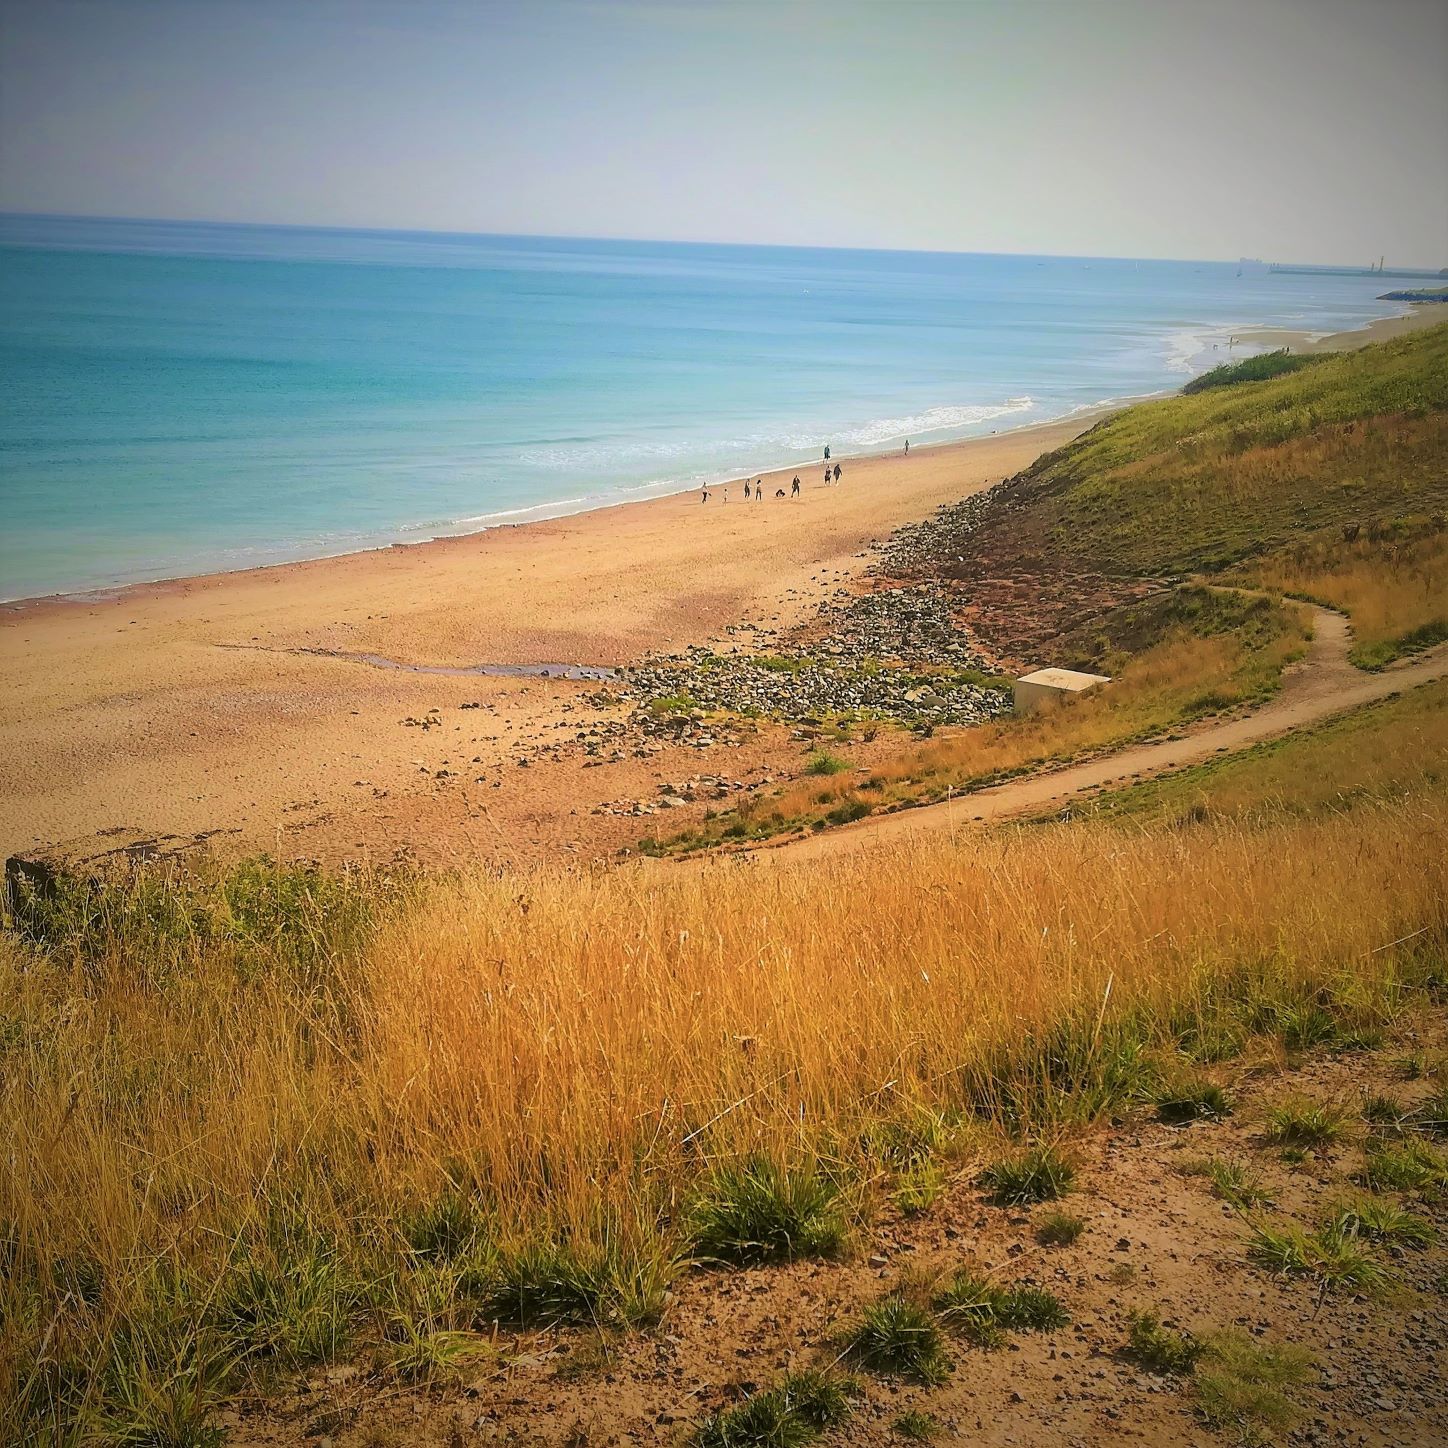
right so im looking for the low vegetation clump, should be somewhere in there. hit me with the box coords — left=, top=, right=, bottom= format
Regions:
left=1362, top=1092, right=1411, bottom=1127
left=1120, top=1311, right=1315, bottom=1439
left=691, top=1370, right=854, bottom=1448
left=1323, top=1198, right=1435, bottom=1247
left=687, top=1158, right=848, bottom=1266
left=892, top=1410, right=942, bottom=1441
left=1155, top=1077, right=1234, bottom=1125
left=805, top=750, right=850, bottom=776
left=1179, top=1157, right=1276, bottom=1210
left=1411, top=1085, right=1448, bottom=1139
left=1261, top=1098, right=1349, bottom=1149
left=1035, top=1209, right=1086, bottom=1246
left=978, top=1145, right=1076, bottom=1205
left=933, top=1269, right=1068, bottom=1344
left=1358, top=1138, right=1448, bottom=1195
left=1192, top=1331, right=1314, bottom=1442
left=1246, top=1220, right=1391, bottom=1295
left=841, top=1294, right=952, bottom=1385
left=893, top=1159, right=947, bottom=1217
left=1126, top=1310, right=1204, bottom=1374
left=1180, top=348, right=1323, bottom=394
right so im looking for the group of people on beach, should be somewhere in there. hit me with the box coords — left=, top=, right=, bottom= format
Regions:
left=700, top=443, right=858, bottom=504
left=697, top=436, right=909, bottom=504
left=701, top=475, right=801, bottom=503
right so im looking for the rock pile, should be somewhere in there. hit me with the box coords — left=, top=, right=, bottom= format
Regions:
left=592, top=773, right=761, bottom=817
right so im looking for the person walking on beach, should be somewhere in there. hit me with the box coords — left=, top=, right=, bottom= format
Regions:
left=743, top=480, right=751, bottom=500
left=824, top=445, right=831, bottom=462
left=755, top=478, right=763, bottom=501
left=904, top=438, right=909, bottom=455
left=791, top=476, right=801, bottom=499
left=833, top=462, right=841, bottom=483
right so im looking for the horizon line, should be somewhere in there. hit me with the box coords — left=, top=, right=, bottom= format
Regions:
left=4, top=207, right=1440, bottom=275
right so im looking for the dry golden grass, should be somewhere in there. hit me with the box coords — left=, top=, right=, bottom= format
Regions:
left=5, top=798, right=1443, bottom=1269
left=680, top=604, right=1308, bottom=846
left=5, top=783, right=1446, bottom=1436
left=1237, top=525, right=1448, bottom=668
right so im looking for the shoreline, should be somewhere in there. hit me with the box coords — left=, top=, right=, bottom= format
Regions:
left=1, top=305, right=1440, bottom=870
left=1, top=306, right=1430, bottom=616
left=0, top=405, right=1113, bottom=618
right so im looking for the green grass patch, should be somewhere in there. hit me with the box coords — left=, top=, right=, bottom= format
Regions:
left=841, top=1294, right=952, bottom=1385
left=933, top=1269, right=1068, bottom=1344
left=1179, top=1157, right=1276, bottom=1210
left=688, top=1157, right=848, bottom=1266
left=893, top=1409, right=942, bottom=1441
left=1126, top=1310, right=1204, bottom=1374
left=1181, top=349, right=1324, bottom=395
left=691, top=1370, right=854, bottom=1448
left=1035, top=1209, right=1086, bottom=1246
left=1193, top=1331, right=1313, bottom=1442
left=1155, top=1077, right=1234, bottom=1125
left=1358, top=1138, right=1448, bottom=1194
left=978, top=1144, right=1076, bottom=1204
left=1246, top=1220, right=1391, bottom=1294
left=1261, top=1098, right=1348, bottom=1148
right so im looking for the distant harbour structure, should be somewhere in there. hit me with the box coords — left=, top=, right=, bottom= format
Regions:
left=1268, top=260, right=1448, bottom=280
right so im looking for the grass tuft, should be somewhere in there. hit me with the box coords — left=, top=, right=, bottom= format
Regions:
left=1126, top=1310, right=1203, bottom=1375
left=1246, top=1221, right=1390, bottom=1294
left=688, top=1157, right=847, bottom=1266
left=933, top=1269, right=1068, bottom=1342
left=1179, top=1157, right=1276, bottom=1209
left=1358, top=1138, right=1448, bottom=1195
left=1193, top=1331, right=1313, bottom=1443
left=1036, top=1209, right=1086, bottom=1246
left=691, top=1370, right=853, bottom=1448
left=1411, top=1086, right=1448, bottom=1140
left=1323, top=1198, right=1435, bottom=1248
left=842, top=1295, right=951, bottom=1385
left=1361, top=1093, right=1410, bottom=1128
left=1155, top=1078, right=1234, bottom=1125
left=978, top=1145, right=1076, bottom=1205
left=893, top=1409, right=941, bottom=1441
left=1261, top=1098, right=1348, bottom=1149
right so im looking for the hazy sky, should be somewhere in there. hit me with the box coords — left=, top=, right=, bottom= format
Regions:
left=2, top=0, right=1445, bottom=265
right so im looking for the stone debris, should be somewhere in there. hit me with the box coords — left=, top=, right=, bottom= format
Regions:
left=598, top=581, right=1009, bottom=728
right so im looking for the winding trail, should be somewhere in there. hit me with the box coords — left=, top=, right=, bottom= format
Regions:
left=768, top=606, right=1448, bottom=861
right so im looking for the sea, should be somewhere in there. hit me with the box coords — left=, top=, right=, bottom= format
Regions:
left=0, top=213, right=1410, bottom=603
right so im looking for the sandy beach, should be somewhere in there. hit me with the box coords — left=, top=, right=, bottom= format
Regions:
left=1, top=307, right=1437, bottom=870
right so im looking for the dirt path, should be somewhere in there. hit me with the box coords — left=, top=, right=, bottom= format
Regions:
left=770, top=607, right=1448, bottom=862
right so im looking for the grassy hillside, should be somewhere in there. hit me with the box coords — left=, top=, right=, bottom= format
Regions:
left=1051, top=677, right=1448, bottom=826
left=650, top=326, right=1448, bottom=849
left=1006, top=322, right=1448, bottom=578
left=889, top=322, right=1448, bottom=670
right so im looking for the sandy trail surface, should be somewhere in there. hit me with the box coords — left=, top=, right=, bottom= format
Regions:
left=768, top=606, right=1448, bottom=863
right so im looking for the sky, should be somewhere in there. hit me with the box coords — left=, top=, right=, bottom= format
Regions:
left=1, top=0, right=1445, bottom=266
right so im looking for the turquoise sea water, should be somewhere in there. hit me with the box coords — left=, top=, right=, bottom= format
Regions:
left=0, top=214, right=1408, bottom=602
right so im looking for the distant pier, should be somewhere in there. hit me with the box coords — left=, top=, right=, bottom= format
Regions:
left=1268, top=264, right=1447, bottom=281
